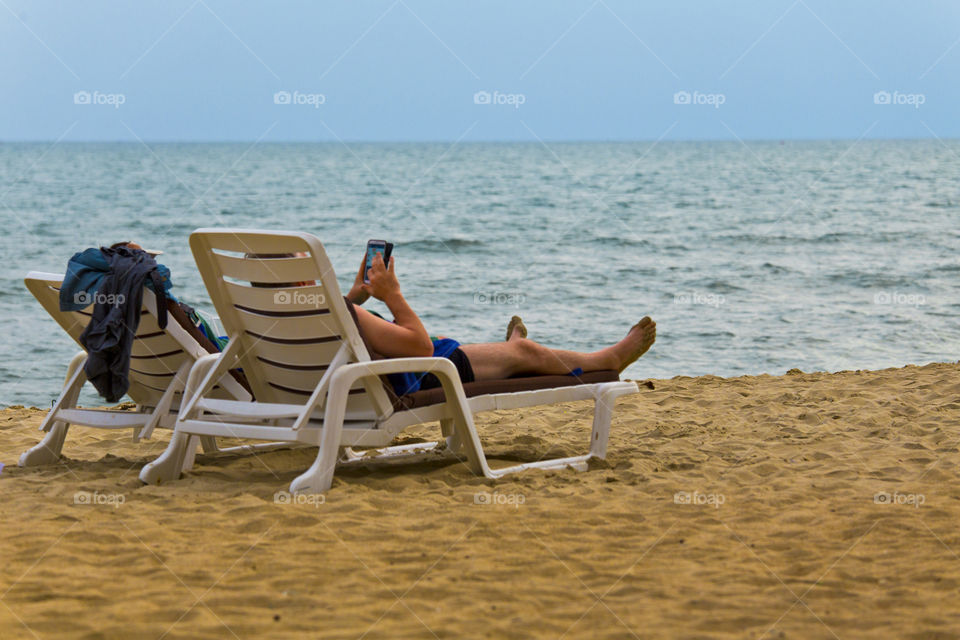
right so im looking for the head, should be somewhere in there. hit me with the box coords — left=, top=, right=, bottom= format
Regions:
left=109, top=241, right=163, bottom=257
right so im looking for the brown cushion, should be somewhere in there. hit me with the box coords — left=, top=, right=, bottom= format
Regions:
left=396, top=369, right=620, bottom=410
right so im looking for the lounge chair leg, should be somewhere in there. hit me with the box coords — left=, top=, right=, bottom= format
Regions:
left=139, top=431, right=193, bottom=484
left=289, top=376, right=349, bottom=495
left=290, top=421, right=342, bottom=495
left=440, top=418, right=464, bottom=454
left=19, top=420, right=70, bottom=467
left=199, top=436, right=219, bottom=453
left=430, top=369, right=492, bottom=477
left=182, top=435, right=204, bottom=471
left=141, top=353, right=221, bottom=484
left=19, top=351, right=87, bottom=467
left=589, top=388, right=616, bottom=458
left=289, top=441, right=340, bottom=495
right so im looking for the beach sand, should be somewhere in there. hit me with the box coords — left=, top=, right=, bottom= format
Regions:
left=1, top=362, right=959, bottom=639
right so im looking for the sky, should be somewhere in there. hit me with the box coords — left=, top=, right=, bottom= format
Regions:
left=2, top=0, right=958, bottom=142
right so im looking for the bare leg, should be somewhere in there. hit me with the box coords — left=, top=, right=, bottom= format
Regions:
left=462, top=317, right=655, bottom=381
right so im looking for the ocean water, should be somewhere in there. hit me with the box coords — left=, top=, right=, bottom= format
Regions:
left=0, top=141, right=957, bottom=408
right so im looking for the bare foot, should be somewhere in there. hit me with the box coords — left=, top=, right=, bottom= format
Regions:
left=506, top=315, right=527, bottom=342
left=614, top=317, right=656, bottom=373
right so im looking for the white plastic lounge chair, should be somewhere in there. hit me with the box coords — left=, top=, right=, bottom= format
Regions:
left=140, top=229, right=639, bottom=493
left=18, top=272, right=254, bottom=468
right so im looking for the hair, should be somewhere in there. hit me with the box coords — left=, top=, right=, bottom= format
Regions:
left=244, top=252, right=314, bottom=288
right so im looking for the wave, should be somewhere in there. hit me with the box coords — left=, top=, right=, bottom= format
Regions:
left=824, top=272, right=917, bottom=288
left=932, top=264, right=960, bottom=273
left=702, top=280, right=746, bottom=293
left=522, top=196, right=556, bottom=208
left=589, top=236, right=654, bottom=248
left=761, top=262, right=792, bottom=274
left=716, top=232, right=861, bottom=245
left=672, top=199, right=732, bottom=210
left=403, top=238, right=485, bottom=251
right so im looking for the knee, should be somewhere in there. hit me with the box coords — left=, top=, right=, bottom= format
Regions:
left=512, top=338, right=545, bottom=360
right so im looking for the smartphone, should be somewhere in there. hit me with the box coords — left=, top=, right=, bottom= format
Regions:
left=363, top=239, right=393, bottom=283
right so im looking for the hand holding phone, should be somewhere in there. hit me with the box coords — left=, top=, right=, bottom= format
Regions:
left=363, top=239, right=393, bottom=284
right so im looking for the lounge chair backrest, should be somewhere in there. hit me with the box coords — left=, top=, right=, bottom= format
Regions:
left=188, top=229, right=394, bottom=419
left=24, top=271, right=241, bottom=407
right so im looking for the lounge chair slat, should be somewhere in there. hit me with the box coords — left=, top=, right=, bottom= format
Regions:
left=224, top=281, right=333, bottom=313
left=234, top=307, right=340, bottom=341
left=196, top=399, right=305, bottom=419
left=126, top=352, right=188, bottom=375
left=254, top=360, right=328, bottom=390
left=130, top=334, right=184, bottom=358
left=56, top=409, right=151, bottom=428
left=245, top=339, right=344, bottom=366
left=202, top=231, right=313, bottom=255
left=214, top=253, right=319, bottom=284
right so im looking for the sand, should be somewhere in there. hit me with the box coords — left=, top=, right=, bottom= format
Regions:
left=1, top=362, right=959, bottom=639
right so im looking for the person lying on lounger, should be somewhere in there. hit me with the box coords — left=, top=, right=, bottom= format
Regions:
left=343, top=252, right=656, bottom=394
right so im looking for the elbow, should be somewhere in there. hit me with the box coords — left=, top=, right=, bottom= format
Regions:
left=415, top=336, right=434, bottom=358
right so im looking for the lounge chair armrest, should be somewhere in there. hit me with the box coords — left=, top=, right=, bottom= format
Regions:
left=286, top=357, right=464, bottom=432
left=327, top=357, right=465, bottom=412
left=334, top=357, right=460, bottom=379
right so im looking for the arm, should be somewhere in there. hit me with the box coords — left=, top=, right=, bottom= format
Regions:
left=345, top=255, right=370, bottom=305
left=354, top=253, right=433, bottom=358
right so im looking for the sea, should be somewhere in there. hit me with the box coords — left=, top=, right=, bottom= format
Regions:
left=0, top=140, right=957, bottom=408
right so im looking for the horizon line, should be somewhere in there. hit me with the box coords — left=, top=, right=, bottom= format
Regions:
left=1, top=135, right=955, bottom=144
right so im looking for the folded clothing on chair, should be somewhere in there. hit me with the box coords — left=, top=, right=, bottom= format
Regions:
left=72, top=246, right=169, bottom=402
